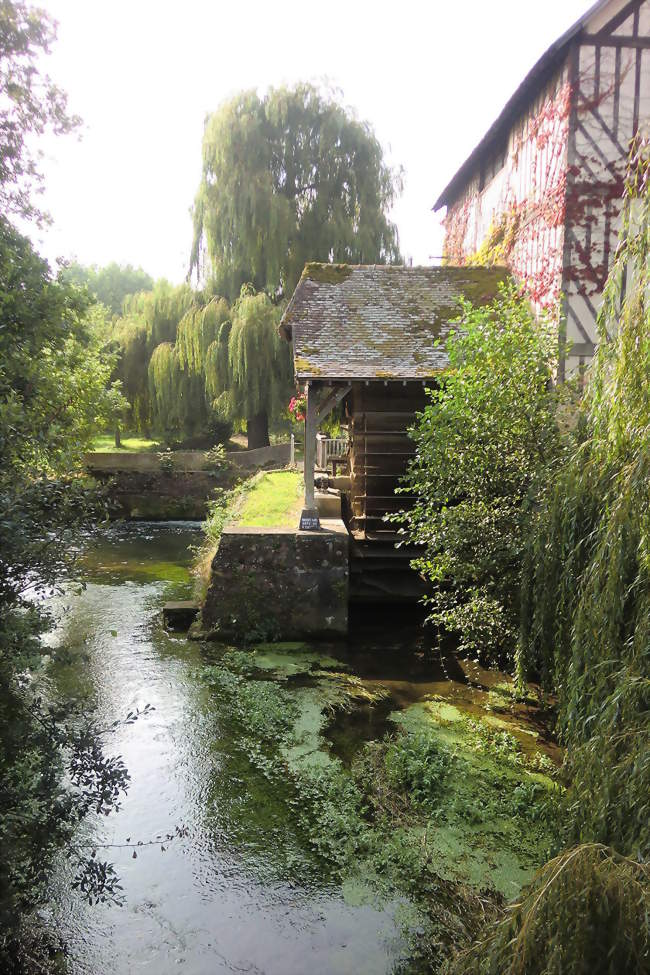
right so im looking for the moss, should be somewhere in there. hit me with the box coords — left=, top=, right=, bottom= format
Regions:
left=294, top=355, right=323, bottom=376
left=302, top=262, right=353, bottom=285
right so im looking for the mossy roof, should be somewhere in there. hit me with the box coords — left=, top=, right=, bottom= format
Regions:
left=280, top=263, right=510, bottom=381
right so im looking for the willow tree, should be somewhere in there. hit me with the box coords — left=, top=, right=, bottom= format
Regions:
left=111, top=281, right=203, bottom=441
left=111, top=316, right=150, bottom=439
left=216, top=288, right=292, bottom=448
left=204, top=318, right=232, bottom=404
left=176, top=296, right=229, bottom=375
left=520, top=139, right=650, bottom=858
left=148, top=340, right=208, bottom=441
left=124, top=280, right=194, bottom=350
left=190, top=84, right=402, bottom=300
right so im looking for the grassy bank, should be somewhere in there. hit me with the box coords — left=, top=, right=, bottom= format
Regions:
left=90, top=434, right=160, bottom=453
left=194, top=469, right=303, bottom=598
left=235, top=470, right=303, bottom=528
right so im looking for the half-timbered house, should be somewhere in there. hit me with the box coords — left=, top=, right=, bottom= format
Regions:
left=280, top=263, right=509, bottom=599
left=434, top=0, right=650, bottom=378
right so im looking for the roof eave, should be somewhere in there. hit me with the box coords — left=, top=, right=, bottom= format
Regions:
left=295, top=372, right=446, bottom=383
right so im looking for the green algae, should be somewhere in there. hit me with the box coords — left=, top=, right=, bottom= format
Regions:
left=386, top=698, right=560, bottom=897
left=196, top=641, right=561, bottom=968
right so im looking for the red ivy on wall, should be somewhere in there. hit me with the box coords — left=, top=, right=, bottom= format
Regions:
left=443, top=66, right=629, bottom=314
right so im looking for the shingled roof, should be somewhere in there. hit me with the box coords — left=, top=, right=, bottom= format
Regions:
left=280, top=263, right=510, bottom=381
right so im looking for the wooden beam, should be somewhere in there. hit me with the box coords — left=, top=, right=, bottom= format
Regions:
left=582, top=35, right=650, bottom=48
left=316, top=384, right=352, bottom=426
left=593, top=0, right=642, bottom=37
left=300, top=381, right=319, bottom=529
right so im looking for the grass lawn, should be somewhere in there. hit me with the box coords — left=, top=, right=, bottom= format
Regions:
left=90, top=434, right=160, bottom=453
left=235, top=470, right=303, bottom=528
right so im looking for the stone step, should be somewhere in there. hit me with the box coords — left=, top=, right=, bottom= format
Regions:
left=162, top=601, right=200, bottom=630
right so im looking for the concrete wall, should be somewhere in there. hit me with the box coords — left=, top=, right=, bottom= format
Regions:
left=84, top=443, right=293, bottom=520
left=199, top=522, right=349, bottom=641
left=84, top=442, right=291, bottom=474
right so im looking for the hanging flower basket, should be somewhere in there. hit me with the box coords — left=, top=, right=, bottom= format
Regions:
left=288, top=392, right=307, bottom=424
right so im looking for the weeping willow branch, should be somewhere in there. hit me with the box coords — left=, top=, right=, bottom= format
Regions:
left=519, top=136, right=650, bottom=858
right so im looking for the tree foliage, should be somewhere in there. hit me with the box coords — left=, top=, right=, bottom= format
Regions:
left=190, top=83, right=402, bottom=300
left=394, top=284, right=566, bottom=667
left=123, top=279, right=194, bottom=350
left=0, top=221, right=124, bottom=480
left=111, top=281, right=203, bottom=440
left=176, top=296, right=229, bottom=375
left=519, top=139, right=650, bottom=859
left=204, top=317, right=232, bottom=405
left=0, top=0, right=79, bottom=222
left=62, top=261, right=154, bottom=317
left=111, top=315, right=150, bottom=432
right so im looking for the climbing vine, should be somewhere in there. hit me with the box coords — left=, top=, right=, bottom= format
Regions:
left=444, top=55, right=634, bottom=318
left=444, top=78, right=572, bottom=312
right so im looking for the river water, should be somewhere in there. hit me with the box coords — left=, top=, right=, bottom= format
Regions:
left=43, top=522, right=558, bottom=975
left=44, top=523, right=408, bottom=975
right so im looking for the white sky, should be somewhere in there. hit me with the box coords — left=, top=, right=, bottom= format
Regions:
left=31, top=0, right=591, bottom=284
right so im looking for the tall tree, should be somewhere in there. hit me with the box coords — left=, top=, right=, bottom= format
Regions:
left=214, top=288, right=292, bottom=449
left=190, top=84, right=402, bottom=300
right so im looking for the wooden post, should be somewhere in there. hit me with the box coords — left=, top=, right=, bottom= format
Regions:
left=290, top=432, right=295, bottom=468
left=300, top=382, right=320, bottom=530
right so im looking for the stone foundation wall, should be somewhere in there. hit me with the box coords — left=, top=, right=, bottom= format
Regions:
left=200, top=524, right=349, bottom=641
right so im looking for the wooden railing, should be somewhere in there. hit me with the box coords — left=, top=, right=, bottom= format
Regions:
left=316, top=435, right=349, bottom=470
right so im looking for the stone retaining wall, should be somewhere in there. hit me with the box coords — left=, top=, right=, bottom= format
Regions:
left=85, top=443, right=292, bottom=520
left=101, top=470, right=234, bottom=520
left=199, top=522, right=349, bottom=641
left=84, top=442, right=290, bottom=474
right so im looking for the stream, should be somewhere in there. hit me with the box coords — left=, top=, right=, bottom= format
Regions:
left=42, top=522, right=559, bottom=975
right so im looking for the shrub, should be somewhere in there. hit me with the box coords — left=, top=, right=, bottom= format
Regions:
left=394, top=283, right=567, bottom=668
